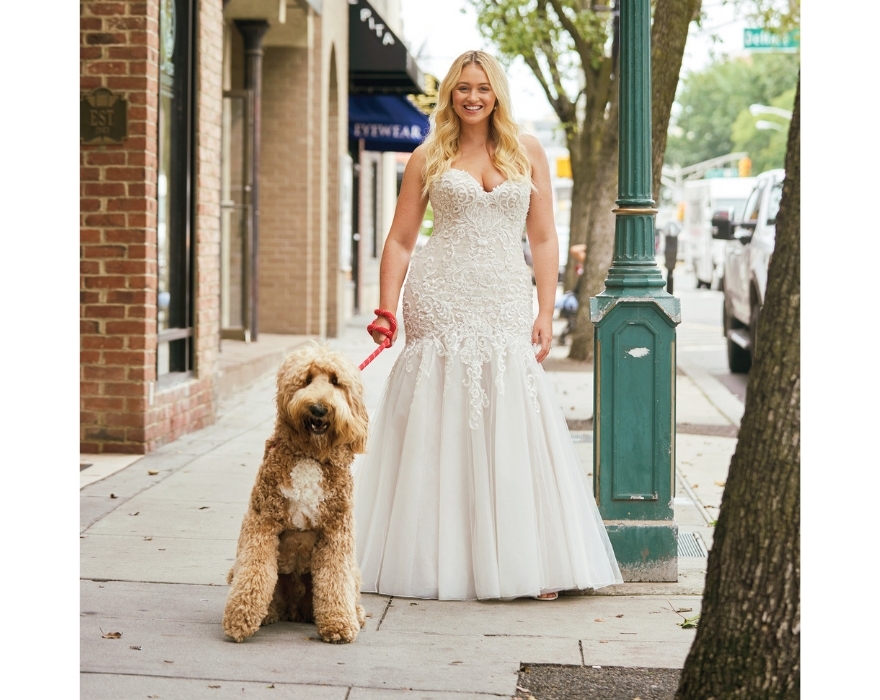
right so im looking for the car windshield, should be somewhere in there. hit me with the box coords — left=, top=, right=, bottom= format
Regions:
left=766, top=183, right=783, bottom=225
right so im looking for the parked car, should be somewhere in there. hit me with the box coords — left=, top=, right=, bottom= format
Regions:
left=712, top=169, right=785, bottom=373
left=682, top=176, right=756, bottom=289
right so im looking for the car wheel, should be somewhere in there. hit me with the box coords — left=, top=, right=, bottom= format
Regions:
left=724, top=296, right=752, bottom=373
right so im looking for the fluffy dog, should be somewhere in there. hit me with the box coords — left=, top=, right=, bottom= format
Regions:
left=223, top=344, right=368, bottom=644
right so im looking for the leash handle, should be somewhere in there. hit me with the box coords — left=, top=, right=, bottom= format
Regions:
left=359, top=309, right=397, bottom=371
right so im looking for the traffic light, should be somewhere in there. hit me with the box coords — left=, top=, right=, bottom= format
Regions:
left=738, top=157, right=752, bottom=177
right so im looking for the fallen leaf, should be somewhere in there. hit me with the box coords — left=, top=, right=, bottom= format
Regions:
left=678, top=614, right=701, bottom=629
left=615, top=614, right=624, bottom=618
left=164, top=660, right=174, bottom=663
left=704, top=505, right=716, bottom=509
left=158, top=548, right=166, bottom=551
left=266, top=684, right=275, bottom=688
left=594, top=618, right=605, bottom=622
left=691, top=484, right=698, bottom=488
left=144, top=537, right=153, bottom=541
left=410, top=602, right=418, bottom=606
left=714, top=480, right=726, bottom=487
left=365, top=613, right=374, bottom=618
left=129, top=512, right=139, bottom=516
left=110, top=493, right=117, bottom=499
left=199, top=506, right=210, bottom=510
left=450, top=660, right=463, bottom=665
left=599, top=640, right=608, bottom=644
left=130, top=645, right=141, bottom=650
left=675, top=607, right=693, bottom=613
left=100, top=629, right=121, bottom=639
left=208, top=685, right=221, bottom=689
left=148, top=470, right=159, bottom=475
left=516, top=686, right=531, bottom=693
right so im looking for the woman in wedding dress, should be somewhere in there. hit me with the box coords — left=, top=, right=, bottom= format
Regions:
left=353, top=50, right=622, bottom=601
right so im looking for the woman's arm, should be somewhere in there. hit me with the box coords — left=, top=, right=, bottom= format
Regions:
left=370, top=145, right=429, bottom=345
left=521, top=134, right=558, bottom=363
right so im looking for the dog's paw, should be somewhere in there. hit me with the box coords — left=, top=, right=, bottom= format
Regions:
left=356, top=604, right=366, bottom=628
left=317, top=615, right=360, bottom=644
left=223, top=604, right=263, bottom=642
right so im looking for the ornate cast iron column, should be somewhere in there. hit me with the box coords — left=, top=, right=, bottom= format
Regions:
left=590, top=0, right=681, bottom=581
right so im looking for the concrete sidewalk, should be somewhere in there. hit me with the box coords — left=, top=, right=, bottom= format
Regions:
left=80, top=313, right=741, bottom=699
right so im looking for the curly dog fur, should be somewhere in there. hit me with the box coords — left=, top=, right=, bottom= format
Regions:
left=223, top=343, right=368, bottom=643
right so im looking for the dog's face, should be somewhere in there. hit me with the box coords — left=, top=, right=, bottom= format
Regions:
left=275, top=344, right=369, bottom=455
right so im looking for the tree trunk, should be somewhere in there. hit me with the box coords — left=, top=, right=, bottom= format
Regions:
left=650, top=0, right=702, bottom=202
left=568, top=92, right=620, bottom=361
left=675, top=75, right=800, bottom=700
left=566, top=0, right=699, bottom=361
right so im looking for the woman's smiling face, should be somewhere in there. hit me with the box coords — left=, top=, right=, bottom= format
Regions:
left=451, top=63, right=496, bottom=125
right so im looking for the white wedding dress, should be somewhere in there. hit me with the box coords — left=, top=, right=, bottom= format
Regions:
left=353, top=168, right=623, bottom=600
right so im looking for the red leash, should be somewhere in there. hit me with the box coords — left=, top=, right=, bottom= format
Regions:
left=359, top=309, right=397, bottom=371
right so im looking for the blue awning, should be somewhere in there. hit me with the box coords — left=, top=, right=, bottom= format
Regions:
left=348, top=94, right=429, bottom=153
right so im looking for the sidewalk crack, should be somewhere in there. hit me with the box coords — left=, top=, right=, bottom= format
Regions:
left=579, top=639, right=585, bottom=666
left=376, top=596, right=394, bottom=631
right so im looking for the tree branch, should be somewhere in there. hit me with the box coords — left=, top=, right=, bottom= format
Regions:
left=546, top=0, right=593, bottom=71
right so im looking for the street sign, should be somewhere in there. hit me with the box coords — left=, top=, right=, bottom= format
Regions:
left=705, top=168, right=739, bottom=178
left=744, top=28, right=800, bottom=52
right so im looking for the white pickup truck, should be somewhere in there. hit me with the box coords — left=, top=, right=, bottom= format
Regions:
left=681, top=176, right=755, bottom=289
left=712, top=169, right=785, bottom=373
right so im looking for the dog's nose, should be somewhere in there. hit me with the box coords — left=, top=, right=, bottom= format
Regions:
left=309, top=404, right=328, bottom=418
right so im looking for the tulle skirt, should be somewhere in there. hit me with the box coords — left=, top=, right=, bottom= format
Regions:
left=353, top=340, right=623, bottom=600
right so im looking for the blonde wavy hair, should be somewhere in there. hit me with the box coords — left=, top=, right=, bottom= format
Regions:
left=421, top=50, right=533, bottom=196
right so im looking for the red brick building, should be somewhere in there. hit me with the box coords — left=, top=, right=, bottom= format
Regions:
left=81, top=0, right=425, bottom=454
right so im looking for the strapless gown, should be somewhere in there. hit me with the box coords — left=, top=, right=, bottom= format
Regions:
left=353, top=168, right=623, bottom=600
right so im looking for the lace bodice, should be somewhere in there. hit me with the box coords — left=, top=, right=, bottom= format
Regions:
left=401, top=168, right=540, bottom=427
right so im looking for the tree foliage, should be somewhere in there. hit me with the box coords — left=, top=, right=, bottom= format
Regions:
left=730, top=86, right=795, bottom=174
left=664, top=52, right=799, bottom=169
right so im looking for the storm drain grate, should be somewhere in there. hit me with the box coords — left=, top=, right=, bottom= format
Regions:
left=677, top=532, right=708, bottom=558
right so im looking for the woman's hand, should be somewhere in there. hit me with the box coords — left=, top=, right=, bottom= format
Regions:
left=532, top=314, right=553, bottom=363
left=370, top=314, right=399, bottom=346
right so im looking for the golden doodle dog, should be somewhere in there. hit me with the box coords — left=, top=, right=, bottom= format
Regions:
left=223, top=344, right=368, bottom=643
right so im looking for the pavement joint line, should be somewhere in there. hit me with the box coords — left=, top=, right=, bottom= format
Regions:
left=677, top=360, right=744, bottom=428
left=81, top=577, right=229, bottom=587
left=676, top=475, right=716, bottom=527
left=83, top=671, right=513, bottom=697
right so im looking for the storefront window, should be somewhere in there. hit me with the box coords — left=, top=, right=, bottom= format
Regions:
left=157, top=0, right=194, bottom=379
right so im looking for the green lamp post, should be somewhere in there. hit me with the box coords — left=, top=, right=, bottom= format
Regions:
left=591, top=0, right=681, bottom=581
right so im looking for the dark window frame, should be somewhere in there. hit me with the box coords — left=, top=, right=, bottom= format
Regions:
left=157, top=0, right=197, bottom=383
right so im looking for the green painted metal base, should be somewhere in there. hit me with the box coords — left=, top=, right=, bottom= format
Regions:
left=605, top=520, right=679, bottom=582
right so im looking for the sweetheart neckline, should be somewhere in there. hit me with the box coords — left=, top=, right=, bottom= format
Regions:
left=447, top=168, right=513, bottom=194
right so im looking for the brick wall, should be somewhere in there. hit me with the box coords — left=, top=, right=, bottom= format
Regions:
left=80, top=0, right=223, bottom=454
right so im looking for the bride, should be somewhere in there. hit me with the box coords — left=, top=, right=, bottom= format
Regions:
left=353, top=50, right=622, bottom=601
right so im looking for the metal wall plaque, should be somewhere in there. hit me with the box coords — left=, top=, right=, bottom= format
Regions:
left=80, top=87, right=128, bottom=144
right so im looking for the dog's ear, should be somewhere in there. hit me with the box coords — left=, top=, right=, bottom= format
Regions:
left=348, top=384, right=370, bottom=454
left=338, top=361, right=369, bottom=453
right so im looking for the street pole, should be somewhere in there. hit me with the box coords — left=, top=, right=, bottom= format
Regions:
left=590, top=0, right=681, bottom=581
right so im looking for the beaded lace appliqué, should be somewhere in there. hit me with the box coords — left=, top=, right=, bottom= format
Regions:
left=401, top=169, right=542, bottom=429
